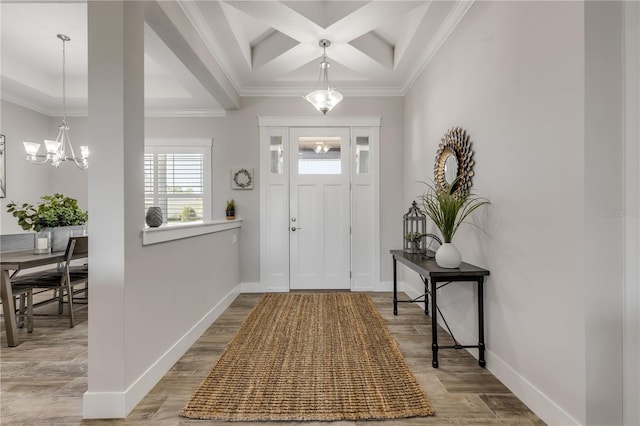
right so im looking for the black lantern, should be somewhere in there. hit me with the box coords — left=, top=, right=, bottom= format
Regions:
left=403, top=201, right=426, bottom=253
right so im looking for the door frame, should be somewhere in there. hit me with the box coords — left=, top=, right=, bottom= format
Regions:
left=258, top=116, right=381, bottom=292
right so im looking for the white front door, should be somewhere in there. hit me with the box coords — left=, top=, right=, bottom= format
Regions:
left=289, top=128, right=351, bottom=290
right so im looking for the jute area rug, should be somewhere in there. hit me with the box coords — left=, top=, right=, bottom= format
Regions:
left=181, top=292, right=434, bottom=421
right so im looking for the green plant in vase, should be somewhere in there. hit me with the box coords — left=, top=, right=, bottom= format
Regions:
left=6, top=193, right=88, bottom=232
left=225, top=199, right=235, bottom=220
left=7, top=193, right=88, bottom=253
left=419, top=179, right=489, bottom=268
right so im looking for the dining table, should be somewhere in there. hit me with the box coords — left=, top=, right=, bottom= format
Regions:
left=1, top=249, right=86, bottom=347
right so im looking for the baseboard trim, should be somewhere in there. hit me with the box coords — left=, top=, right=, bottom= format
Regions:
left=242, top=281, right=412, bottom=293
left=401, top=278, right=579, bottom=425
left=376, top=280, right=393, bottom=292
left=82, top=283, right=242, bottom=419
left=240, top=282, right=263, bottom=293
left=486, top=350, right=580, bottom=425
left=82, top=392, right=127, bottom=419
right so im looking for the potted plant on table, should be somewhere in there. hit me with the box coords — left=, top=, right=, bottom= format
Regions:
left=6, top=193, right=88, bottom=252
left=419, top=180, right=489, bottom=268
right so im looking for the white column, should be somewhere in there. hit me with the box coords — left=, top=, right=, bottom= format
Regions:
left=83, top=0, right=145, bottom=419
left=585, top=1, right=625, bottom=424
left=623, top=2, right=640, bottom=425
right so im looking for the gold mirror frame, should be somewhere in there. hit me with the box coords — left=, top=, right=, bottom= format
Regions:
left=434, top=127, right=475, bottom=193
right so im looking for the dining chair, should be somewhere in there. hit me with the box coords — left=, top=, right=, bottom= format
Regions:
left=11, top=236, right=89, bottom=328
left=12, top=279, right=35, bottom=333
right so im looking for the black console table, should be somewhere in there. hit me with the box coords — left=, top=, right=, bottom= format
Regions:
left=390, top=250, right=490, bottom=368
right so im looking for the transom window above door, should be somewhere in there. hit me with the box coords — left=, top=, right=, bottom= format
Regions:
left=297, top=136, right=342, bottom=175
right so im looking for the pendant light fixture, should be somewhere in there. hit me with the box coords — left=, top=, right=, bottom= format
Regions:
left=23, top=34, right=88, bottom=170
left=304, top=39, right=343, bottom=115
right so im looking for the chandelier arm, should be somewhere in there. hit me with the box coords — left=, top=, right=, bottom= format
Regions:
left=72, top=158, right=89, bottom=170
left=62, top=125, right=75, bottom=160
left=55, top=124, right=66, bottom=159
left=323, top=60, right=331, bottom=90
left=60, top=125, right=87, bottom=169
left=27, top=156, right=52, bottom=165
left=311, top=62, right=323, bottom=93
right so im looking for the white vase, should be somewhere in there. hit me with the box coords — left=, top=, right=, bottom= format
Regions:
left=47, top=226, right=71, bottom=252
left=44, top=225, right=86, bottom=252
left=435, top=243, right=462, bottom=268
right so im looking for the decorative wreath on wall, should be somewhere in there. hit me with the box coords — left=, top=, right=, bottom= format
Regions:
left=434, top=127, right=475, bottom=194
left=231, top=168, right=254, bottom=190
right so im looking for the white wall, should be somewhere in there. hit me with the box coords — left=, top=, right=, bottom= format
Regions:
left=226, top=96, right=404, bottom=285
left=403, top=2, right=586, bottom=424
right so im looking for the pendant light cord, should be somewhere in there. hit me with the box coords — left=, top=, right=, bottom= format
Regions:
left=57, top=34, right=70, bottom=125
left=62, top=36, right=67, bottom=124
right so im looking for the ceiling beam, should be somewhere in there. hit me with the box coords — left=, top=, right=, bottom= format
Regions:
left=145, top=0, right=240, bottom=111
left=224, top=1, right=322, bottom=43
left=349, top=32, right=394, bottom=70
left=325, top=1, right=427, bottom=42
left=252, top=31, right=299, bottom=71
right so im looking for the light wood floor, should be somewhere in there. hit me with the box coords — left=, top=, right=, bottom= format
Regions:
left=1, top=292, right=545, bottom=425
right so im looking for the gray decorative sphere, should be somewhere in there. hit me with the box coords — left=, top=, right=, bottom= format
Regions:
left=145, top=207, right=163, bottom=227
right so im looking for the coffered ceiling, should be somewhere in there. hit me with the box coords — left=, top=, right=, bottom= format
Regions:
left=0, top=1, right=472, bottom=116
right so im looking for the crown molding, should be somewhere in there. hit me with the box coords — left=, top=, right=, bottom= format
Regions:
left=2, top=96, right=226, bottom=118
left=1, top=94, right=88, bottom=117
left=145, top=107, right=226, bottom=118
left=240, top=86, right=404, bottom=97
left=257, top=115, right=381, bottom=127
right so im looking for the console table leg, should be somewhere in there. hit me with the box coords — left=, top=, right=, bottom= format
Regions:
left=431, top=279, right=438, bottom=368
left=478, top=277, right=486, bottom=367
left=432, top=343, right=439, bottom=368
left=478, top=343, right=486, bottom=367
left=392, top=256, right=398, bottom=316
left=422, top=276, right=429, bottom=316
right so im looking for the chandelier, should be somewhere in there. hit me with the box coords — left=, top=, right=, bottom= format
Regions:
left=304, top=39, right=343, bottom=115
left=23, top=34, right=88, bottom=170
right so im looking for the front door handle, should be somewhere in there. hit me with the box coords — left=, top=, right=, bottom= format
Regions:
left=291, top=226, right=302, bottom=231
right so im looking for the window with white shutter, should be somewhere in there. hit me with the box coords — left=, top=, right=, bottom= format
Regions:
left=144, top=144, right=211, bottom=224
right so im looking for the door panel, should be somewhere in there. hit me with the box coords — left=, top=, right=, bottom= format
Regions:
left=259, top=128, right=289, bottom=292
left=289, top=128, right=350, bottom=290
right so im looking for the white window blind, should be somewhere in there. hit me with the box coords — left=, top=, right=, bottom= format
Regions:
left=144, top=145, right=211, bottom=224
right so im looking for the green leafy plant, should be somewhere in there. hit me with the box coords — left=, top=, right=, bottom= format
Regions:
left=225, top=199, right=235, bottom=216
left=404, top=232, right=424, bottom=249
left=178, top=206, right=198, bottom=222
left=404, top=232, right=423, bottom=241
left=6, top=193, right=88, bottom=232
left=419, top=180, right=489, bottom=243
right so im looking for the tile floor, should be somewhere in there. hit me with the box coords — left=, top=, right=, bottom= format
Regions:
left=1, top=292, right=545, bottom=425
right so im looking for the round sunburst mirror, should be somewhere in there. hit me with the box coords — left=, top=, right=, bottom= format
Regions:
left=434, top=127, right=475, bottom=194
